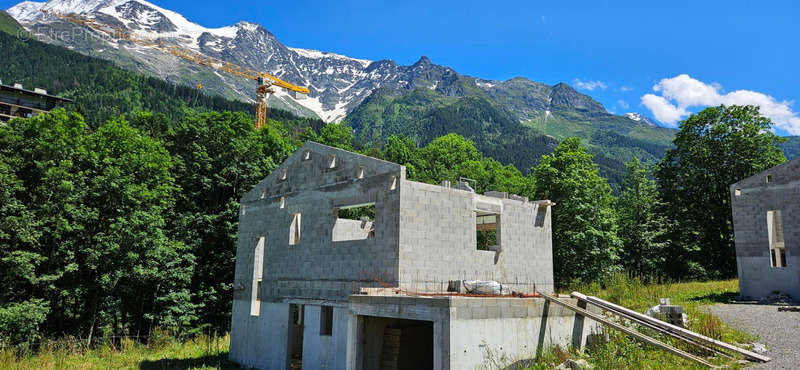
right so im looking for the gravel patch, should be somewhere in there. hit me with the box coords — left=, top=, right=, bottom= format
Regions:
left=705, top=304, right=800, bottom=369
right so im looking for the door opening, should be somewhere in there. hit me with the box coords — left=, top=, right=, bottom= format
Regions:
left=288, top=304, right=304, bottom=369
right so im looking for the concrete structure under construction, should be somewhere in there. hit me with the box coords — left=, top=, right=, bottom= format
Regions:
left=731, top=158, right=800, bottom=301
left=229, top=142, right=601, bottom=370
left=0, top=81, right=72, bottom=122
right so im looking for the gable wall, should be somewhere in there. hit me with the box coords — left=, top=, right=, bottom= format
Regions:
left=233, top=143, right=404, bottom=306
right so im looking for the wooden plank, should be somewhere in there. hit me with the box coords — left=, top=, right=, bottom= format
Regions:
left=571, top=292, right=770, bottom=363
left=537, top=291, right=714, bottom=368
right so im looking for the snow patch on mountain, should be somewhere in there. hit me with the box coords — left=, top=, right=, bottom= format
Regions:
left=625, top=112, right=656, bottom=126
left=6, top=1, right=46, bottom=19
left=476, top=80, right=496, bottom=89
left=288, top=47, right=371, bottom=68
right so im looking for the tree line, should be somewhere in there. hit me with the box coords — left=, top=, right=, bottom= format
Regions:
left=0, top=104, right=785, bottom=348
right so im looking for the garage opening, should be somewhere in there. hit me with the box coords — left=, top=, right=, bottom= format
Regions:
left=360, top=317, right=433, bottom=370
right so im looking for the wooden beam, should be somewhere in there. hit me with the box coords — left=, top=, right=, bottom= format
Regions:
left=537, top=291, right=714, bottom=368
left=0, top=101, right=46, bottom=113
left=571, top=292, right=770, bottom=363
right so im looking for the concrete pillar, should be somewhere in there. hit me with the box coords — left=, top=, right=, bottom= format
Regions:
left=433, top=319, right=450, bottom=370
left=346, top=313, right=364, bottom=370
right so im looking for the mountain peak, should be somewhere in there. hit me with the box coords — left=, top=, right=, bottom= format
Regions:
left=413, top=55, right=432, bottom=66
left=550, top=82, right=606, bottom=113
left=552, top=82, right=573, bottom=90
left=235, top=20, right=261, bottom=32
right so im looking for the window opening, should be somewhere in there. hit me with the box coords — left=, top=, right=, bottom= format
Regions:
left=320, top=306, right=333, bottom=336
left=290, top=213, right=302, bottom=245
left=476, top=212, right=499, bottom=250
left=250, top=236, right=265, bottom=316
left=333, top=203, right=376, bottom=241
left=767, top=210, right=787, bottom=267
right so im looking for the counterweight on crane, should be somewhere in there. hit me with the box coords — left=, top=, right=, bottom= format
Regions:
left=43, top=10, right=310, bottom=129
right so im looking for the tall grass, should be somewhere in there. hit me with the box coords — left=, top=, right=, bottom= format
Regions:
left=0, top=330, right=235, bottom=370
left=2, top=276, right=755, bottom=369
left=529, top=274, right=755, bottom=369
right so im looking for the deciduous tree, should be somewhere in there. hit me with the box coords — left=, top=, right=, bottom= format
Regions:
left=656, top=105, right=786, bottom=278
left=533, top=138, right=621, bottom=287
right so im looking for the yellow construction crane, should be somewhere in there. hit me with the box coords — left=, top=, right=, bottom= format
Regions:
left=43, top=10, right=310, bottom=129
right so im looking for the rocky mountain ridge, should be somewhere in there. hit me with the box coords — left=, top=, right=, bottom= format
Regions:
left=8, top=0, right=617, bottom=123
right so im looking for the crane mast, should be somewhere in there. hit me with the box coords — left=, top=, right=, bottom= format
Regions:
left=43, top=10, right=310, bottom=129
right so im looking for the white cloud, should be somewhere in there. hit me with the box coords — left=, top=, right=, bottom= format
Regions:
left=642, top=94, right=687, bottom=124
left=641, top=74, right=800, bottom=134
left=618, top=86, right=634, bottom=92
left=573, top=79, right=607, bottom=91
left=616, top=100, right=629, bottom=109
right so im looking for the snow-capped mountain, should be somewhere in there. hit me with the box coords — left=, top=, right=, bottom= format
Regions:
left=624, top=112, right=656, bottom=126
left=7, top=0, right=609, bottom=122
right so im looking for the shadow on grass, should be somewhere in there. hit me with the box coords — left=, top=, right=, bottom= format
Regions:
left=687, top=291, right=738, bottom=304
left=139, top=352, right=238, bottom=369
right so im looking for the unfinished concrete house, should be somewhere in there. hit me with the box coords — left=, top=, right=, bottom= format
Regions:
left=230, top=142, right=600, bottom=370
left=731, top=158, right=800, bottom=300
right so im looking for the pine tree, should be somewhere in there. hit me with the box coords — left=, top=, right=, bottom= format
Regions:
left=617, top=159, right=669, bottom=280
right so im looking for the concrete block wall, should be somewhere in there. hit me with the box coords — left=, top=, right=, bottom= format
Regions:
left=731, top=158, right=800, bottom=300
left=301, top=305, right=349, bottom=370
left=233, top=142, right=555, bottom=309
left=229, top=301, right=291, bottom=370
left=397, top=180, right=554, bottom=294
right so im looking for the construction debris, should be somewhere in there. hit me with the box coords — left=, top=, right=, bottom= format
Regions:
left=570, top=292, right=771, bottom=364
left=645, top=298, right=687, bottom=327
left=749, top=343, right=768, bottom=354
left=462, top=280, right=504, bottom=295
left=537, top=291, right=714, bottom=367
left=556, top=358, right=593, bottom=370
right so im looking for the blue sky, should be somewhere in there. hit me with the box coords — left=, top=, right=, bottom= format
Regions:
left=5, top=0, right=799, bottom=134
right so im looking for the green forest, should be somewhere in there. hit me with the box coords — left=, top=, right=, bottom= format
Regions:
left=0, top=22, right=790, bottom=352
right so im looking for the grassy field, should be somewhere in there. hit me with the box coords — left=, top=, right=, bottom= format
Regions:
left=0, top=332, right=236, bottom=370
left=2, top=277, right=753, bottom=369
left=529, top=275, right=754, bottom=369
